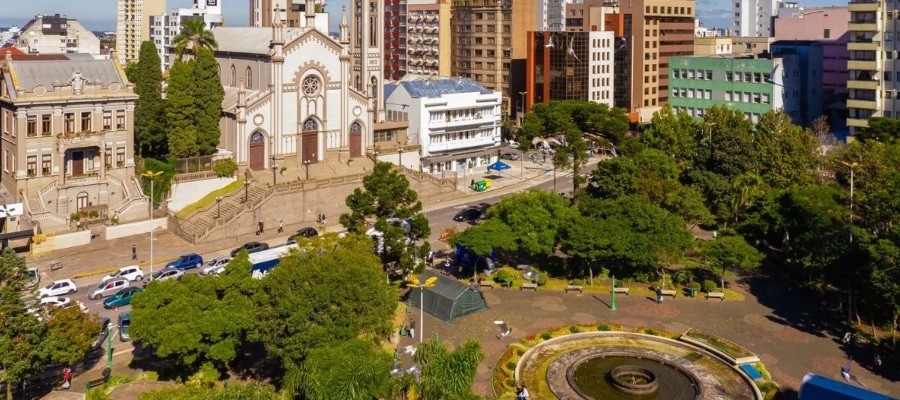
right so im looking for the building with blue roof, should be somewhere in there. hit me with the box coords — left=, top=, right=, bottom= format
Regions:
left=384, top=77, right=502, bottom=174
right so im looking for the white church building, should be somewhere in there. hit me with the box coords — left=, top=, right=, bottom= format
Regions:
left=212, top=3, right=374, bottom=171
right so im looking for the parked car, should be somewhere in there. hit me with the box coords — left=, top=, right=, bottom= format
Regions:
left=231, top=242, right=269, bottom=257
left=25, top=267, right=39, bottom=289
left=508, top=140, right=520, bottom=149
left=200, top=258, right=231, bottom=276
left=40, top=297, right=88, bottom=314
left=118, top=312, right=132, bottom=342
left=102, top=265, right=144, bottom=282
left=88, top=278, right=130, bottom=300
left=501, top=152, right=520, bottom=161
left=166, top=253, right=203, bottom=270
left=63, top=300, right=89, bottom=314
left=453, top=208, right=483, bottom=222
left=103, top=287, right=143, bottom=309
left=92, top=317, right=111, bottom=349
left=296, top=227, right=319, bottom=238
left=143, top=268, right=185, bottom=287
left=38, top=279, right=77, bottom=298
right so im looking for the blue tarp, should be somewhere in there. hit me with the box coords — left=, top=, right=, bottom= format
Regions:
left=799, top=373, right=897, bottom=400
left=486, top=161, right=511, bottom=172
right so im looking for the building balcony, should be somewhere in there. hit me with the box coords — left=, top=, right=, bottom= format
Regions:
left=847, top=41, right=880, bottom=51
left=847, top=98, right=879, bottom=110
left=57, top=131, right=117, bottom=149
left=848, top=2, right=880, bottom=12
left=848, top=22, right=879, bottom=32
left=429, top=115, right=496, bottom=130
left=848, top=59, right=879, bottom=71
left=847, top=79, right=879, bottom=90
left=426, top=135, right=496, bottom=154
left=847, top=117, right=870, bottom=127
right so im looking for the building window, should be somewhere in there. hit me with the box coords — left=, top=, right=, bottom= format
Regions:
left=64, top=113, right=75, bottom=134
left=230, top=65, right=236, bottom=86
left=823, top=29, right=830, bottom=39
left=116, top=110, right=125, bottom=130
left=374, top=129, right=396, bottom=142
left=42, top=154, right=51, bottom=176
left=303, top=118, right=319, bottom=131
left=103, top=110, right=112, bottom=130
left=81, top=112, right=92, bottom=132
left=246, top=67, right=252, bottom=88
left=116, top=147, right=126, bottom=167
left=42, top=114, right=51, bottom=136
left=27, top=156, right=37, bottom=177
left=105, top=148, right=112, bottom=168
left=27, top=115, right=37, bottom=137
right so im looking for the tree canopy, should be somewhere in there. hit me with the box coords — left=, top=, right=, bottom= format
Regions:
left=130, top=41, right=167, bottom=158
left=172, top=18, right=218, bottom=59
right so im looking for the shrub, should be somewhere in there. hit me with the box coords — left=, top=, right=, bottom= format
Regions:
left=569, top=279, right=585, bottom=286
left=506, top=361, right=517, bottom=371
left=702, top=279, right=718, bottom=293
left=516, top=349, right=525, bottom=356
left=642, top=328, right=658, bottom=336
left=532, top=267, right=548, bottom=286
left=142, top=158, right=176, bottom=203
left=569, top=326, right=582, bottom=333
left=494, top=269, right=515, bottom=283
left=540, top=332, right=552, bottom=340
left=506, top=378, right=517, bottom=388
left=758, top=381, right=779, bottom=396
left=673, top=269, right=695, bottom=285
left=214, top=158, right=238, bottom=178
left=598, top=323, right=611, bottom=331
left=688, top=281, right=701, bottom=289
left=187, top=362, right=221, bottom=387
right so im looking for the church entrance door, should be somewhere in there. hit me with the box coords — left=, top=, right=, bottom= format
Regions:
left=301, top=119, right=319, bottom=164
left=349, top=122, right=362, bottom=158
left=248, top=131, right=266, bottom=170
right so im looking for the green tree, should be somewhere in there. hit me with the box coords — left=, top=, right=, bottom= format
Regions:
left=663, top=186, right=715, bottom=230
left=754, top=110, right=819, bottom=189
left=642, top=104, right=698, bottom=165
left=449, top=219, right=518, bottom=257
left=480, top=189, right=575, bottom=256
left=0, top=249, right=47, bottom=400
left=192, top=48, right=225, bottom=156
left=340, top=162, right=431, bottom=272
left=164, top=59, right=199, bottom=157
left=172, top=18, right=218, bottom=60
left=699, top=105, right=757, bottom=179
left=130, top=252, right=257, bottom=371
left=393, top=338, right=483, bottom=400
left=139, top=381, right=279, bottom=400
left=168, top=125, right=200, bottom=159
left=855, top=117, right=900, bottom=144
left=43, top=307, right=101, bottom=365
left=130, top=41, right=167, bottom=158
left=286, top=339, right=392, bottom=400
left=252, top=235, right=396, bottom=364
left=585, top=156, right=639, bottom=200
left=703, top=234, right=763, bottom=290
left=778, top=184, right=849, bottom=287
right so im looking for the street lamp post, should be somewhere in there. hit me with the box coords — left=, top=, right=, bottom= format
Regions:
left=398, top=142, right=404, bottom=167
left=271, top=162, right=278, bottom=186
left=303, top=159, right=311, bottom=180
left=140, top=170, right=164, bottom=276
left=407, top=275, right=436, bottom=342
left=610, top=275, right=617, bottom=311
left=840, top=160, right=859, bottom=324
left=518, top=91, right=527, bottom=125
left=243, top=180, right=250, bottom=203
left=216, top=196, right=223, bottom=219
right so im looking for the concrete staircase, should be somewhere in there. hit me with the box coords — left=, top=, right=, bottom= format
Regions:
left=169, top=180, right=273, bottom=244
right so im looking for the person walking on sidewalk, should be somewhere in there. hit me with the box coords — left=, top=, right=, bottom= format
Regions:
left=655, top=287, right=663, bottom=304
left=132, top=245, right=137, bottom=261
left=278, top=219, right=284, bottom=233
left=409, top=318, right=416, bottom=340
left=61, top=368, right=72, bottom=390
left=257, top=219, right=265, bottom=235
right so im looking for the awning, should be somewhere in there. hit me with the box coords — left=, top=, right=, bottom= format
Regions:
left=423, top=145, right=501, bottom=164
left=486, top=161, right=511, bottom=172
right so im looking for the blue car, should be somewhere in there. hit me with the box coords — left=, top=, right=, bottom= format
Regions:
left=166, top=253, right=203, bottom=270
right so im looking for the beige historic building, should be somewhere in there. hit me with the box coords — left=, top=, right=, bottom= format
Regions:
left=214, top=3, right=373, bottom=170
left=0, top=52, right=146, bottom=232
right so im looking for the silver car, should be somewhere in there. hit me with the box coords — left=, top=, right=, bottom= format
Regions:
left=143, top=267, right=185, bottom=288
left=200, top=258, right=231, bottom=276
left=88, top=278, right=130, bottom=300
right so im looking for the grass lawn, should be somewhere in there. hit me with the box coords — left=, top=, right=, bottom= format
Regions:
left=176, top=180, right=245, bottom=218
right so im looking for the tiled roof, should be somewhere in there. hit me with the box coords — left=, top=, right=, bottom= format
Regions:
left=211, top=27, right=303, bottom=55
left=399, top=77, right=492, bottom=98
left=11, top=59, right=124, bottom=92
left=0, top=46, right=26, bottom=56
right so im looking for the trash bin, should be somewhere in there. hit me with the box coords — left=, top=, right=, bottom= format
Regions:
left=474, top=180, right=487, bottom=192
left=484, top=179, right=492, bottom=188
left=688, top=288, right=697, bottom=298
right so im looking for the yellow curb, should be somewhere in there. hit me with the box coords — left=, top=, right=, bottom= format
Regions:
left=71, top=259, right=176, bottom=279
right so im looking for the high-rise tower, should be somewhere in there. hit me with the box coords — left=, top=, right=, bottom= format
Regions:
left=351, top=0, right=385, bottom=122
left=115, top=0, right=166, bottom=65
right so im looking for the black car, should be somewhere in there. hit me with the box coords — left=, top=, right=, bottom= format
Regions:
left=453, top=208, right=483, bottom=222
left=296, top=227, right=319, bottom=238
left=230, top=241, right=270, bottom=257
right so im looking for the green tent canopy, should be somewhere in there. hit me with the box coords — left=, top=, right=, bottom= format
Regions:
left=409, top=270, right=489, bottom=322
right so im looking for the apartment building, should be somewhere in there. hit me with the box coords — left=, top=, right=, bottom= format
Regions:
left=12, top=15, right=103, bottom=58
left=733, top=0, right=781, bottom=37
left=524, top=31, right=615, bottom=110
left=695, top=37, right=733, bottom=55
left=150, top=0, right=224, bottom=71
left=450, top=0, right=539, bottom=114
left=115, top=0, right=166, bottom=65
left=845, top=0, right=896, bottom=133
left=774, top=6, right=849, bottom=104
left=0, top=54, right=147, bottom=232
left=384, top=77, right=501, bottom=174
left=398, top=0, right=451, bottom=79
left=668, top=54, right=800, bottom=124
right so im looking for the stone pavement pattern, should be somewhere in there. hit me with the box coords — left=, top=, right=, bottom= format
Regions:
left=394, top=274, right=899, bottom=399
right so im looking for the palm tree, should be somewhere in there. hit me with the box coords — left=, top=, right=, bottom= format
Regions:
left=172, top=18, right=218, bottom=60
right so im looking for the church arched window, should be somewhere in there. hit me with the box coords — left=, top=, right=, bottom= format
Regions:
left=230, top=65, right=236, bottom=86
left=303, top=118, right=319, bottom=132
left=350, top=122, right=362, bottom=134
left=246, top=67, right=253, bottom=88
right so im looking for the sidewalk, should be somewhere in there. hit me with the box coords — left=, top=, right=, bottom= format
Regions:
left=29, top=157, right=597, bottom=282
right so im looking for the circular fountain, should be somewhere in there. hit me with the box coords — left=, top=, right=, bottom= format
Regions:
left=609, top=365, right=658, bottom=395
left=564, top=350, right=699, bottom=400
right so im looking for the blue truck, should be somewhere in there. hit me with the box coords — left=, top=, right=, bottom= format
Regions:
left=248, top=243, right=300, bottom=278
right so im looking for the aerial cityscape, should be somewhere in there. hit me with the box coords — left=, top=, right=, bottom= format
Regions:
left=0, top=0, right=898, bottom=399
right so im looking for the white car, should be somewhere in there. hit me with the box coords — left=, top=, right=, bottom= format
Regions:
left=103, top=265, right=144, bottom=282
left=38, top=279, right=78, bottom=298
left=40, top=296, right=73, bottom=308
left=200, top=257, right=231, bottom=276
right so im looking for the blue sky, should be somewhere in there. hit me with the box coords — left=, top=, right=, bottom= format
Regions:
left=1, top=0, right=848, bottom=33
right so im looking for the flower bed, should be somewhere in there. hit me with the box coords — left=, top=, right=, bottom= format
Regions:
left=681, top=328, right=759, bottom=364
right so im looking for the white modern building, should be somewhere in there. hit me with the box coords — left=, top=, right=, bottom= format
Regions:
left=733, top=0, right=781, bottom=37
left=1, top=26, right=21, bottom=47
left=12, top=15, right=103, bottom=58
left=384, top=77, right=502, bottom=174
left=150, top=0, right=225, bottom=71
left=116, top=0, right=166, bottom=65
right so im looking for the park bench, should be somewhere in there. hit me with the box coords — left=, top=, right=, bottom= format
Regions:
left=660, top=289, right=677, bottom=298
left=706, top=292, right=725, bottom=301
left=85, top=367, right=111, bottom=390
left=612, top=287, right=630, bottom=295
left=565, top=285, right=584, bottom=294
left=478, top=281, right=495, bottom=289
left=521, top=283, right=538, bottom=291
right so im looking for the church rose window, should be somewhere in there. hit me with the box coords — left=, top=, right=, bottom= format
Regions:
left=302, top=76, right=320, bottom=96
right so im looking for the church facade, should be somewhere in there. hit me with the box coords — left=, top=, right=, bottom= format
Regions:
left=213, top=4, right=373, bottom=171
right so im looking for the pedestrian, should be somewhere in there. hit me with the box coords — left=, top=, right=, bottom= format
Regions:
left=520, top=384, right=529, bottom=399
left=842, top=331, right=852, bottom=344
left=131, top=245, right=137, bottom=260
left=61, top=368, right=72, bottom=390
left=426, top=251, right=434, bottom=268
left=655, top=287, right=663, bottom=304
left=409, top=318, right=416, bottom=340
left=322, top=213, right=326, bottom=225
left=278, top=219, right=284, bottom=233
left=258, top=219, right=265, bottom=235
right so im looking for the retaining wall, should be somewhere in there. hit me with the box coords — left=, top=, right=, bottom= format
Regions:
left=106, top=218, right=168, bottom=240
